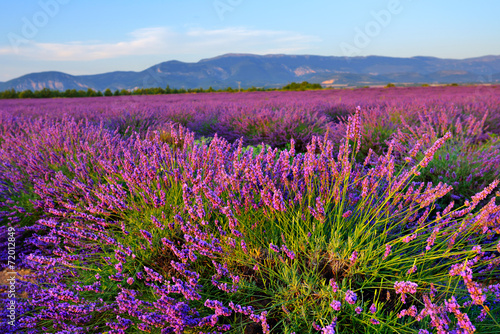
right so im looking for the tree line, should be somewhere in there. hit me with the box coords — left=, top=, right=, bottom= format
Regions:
left=0, top=81, right=324, bottom=99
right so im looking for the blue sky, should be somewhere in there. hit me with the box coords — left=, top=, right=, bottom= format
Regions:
left=1, top=0, right=500, bottom=81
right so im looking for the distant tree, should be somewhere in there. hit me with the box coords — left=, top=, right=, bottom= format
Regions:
left=282, top=81, right=322, bottom=91
left=1, top=89, right=18, bottom=99
left=113, top=90, right=121, bottom=96
left=386, top=83, right=396, bottom=88
left=421, top=83, right=430, bottom=87
left=86, top=88, right=97, bottom=97
left=36, top=87, right=53, bottom=98
left=19, top=89, right=34, bottom=98
left=104, top=88, right=113, bottom=96
left=283, top=82, right=298, bottom=90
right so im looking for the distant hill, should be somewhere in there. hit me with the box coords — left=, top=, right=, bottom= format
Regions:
left=1, top=54, right=500, bottom=91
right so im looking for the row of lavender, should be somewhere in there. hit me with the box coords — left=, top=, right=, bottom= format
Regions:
left=1, top=86, right=500, bottom=151
left=0, top=86, right=499, bottom=333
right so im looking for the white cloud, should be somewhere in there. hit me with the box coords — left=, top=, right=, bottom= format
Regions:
left=0, top=27, right=321, bottom=61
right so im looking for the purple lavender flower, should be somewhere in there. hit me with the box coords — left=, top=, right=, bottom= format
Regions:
left=402, top=234, right=417, bottom=243
left=445, top=296, right=476, bottom=333
left=329, top=279, right=338, bottom=293
left=204, top=299, right=232, bottom=317
left=269, top=243, right=280, bottom=253
left=241, top=240, right=248, bottom=253
left=407, top=265, right=417, bottom=275
left=345, top=290, right=357, bottom=304
left=281, top=244, right=295, bottom=260
left=140, top=229, right=153, bottom=245
left=394, top=281, right=418, bottom=304
left=349, top=251, right=358, bottom=265
left=450, top=262, right=486, bottom=306
left=330, top=300, right=341, bottom=311
left=151, top=215, right=164, bottom=230
left=321, top=323, right=336, bottom=334
left=383, top=244, right=391, bottom=259
left=144, top=266, right=164, bottom=283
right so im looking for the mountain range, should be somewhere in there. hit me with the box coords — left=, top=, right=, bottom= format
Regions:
left=1, top=54, right=500, bottom=92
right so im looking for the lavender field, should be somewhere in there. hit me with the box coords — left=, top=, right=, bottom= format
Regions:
left=1, top=85, right=500, bottom=333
